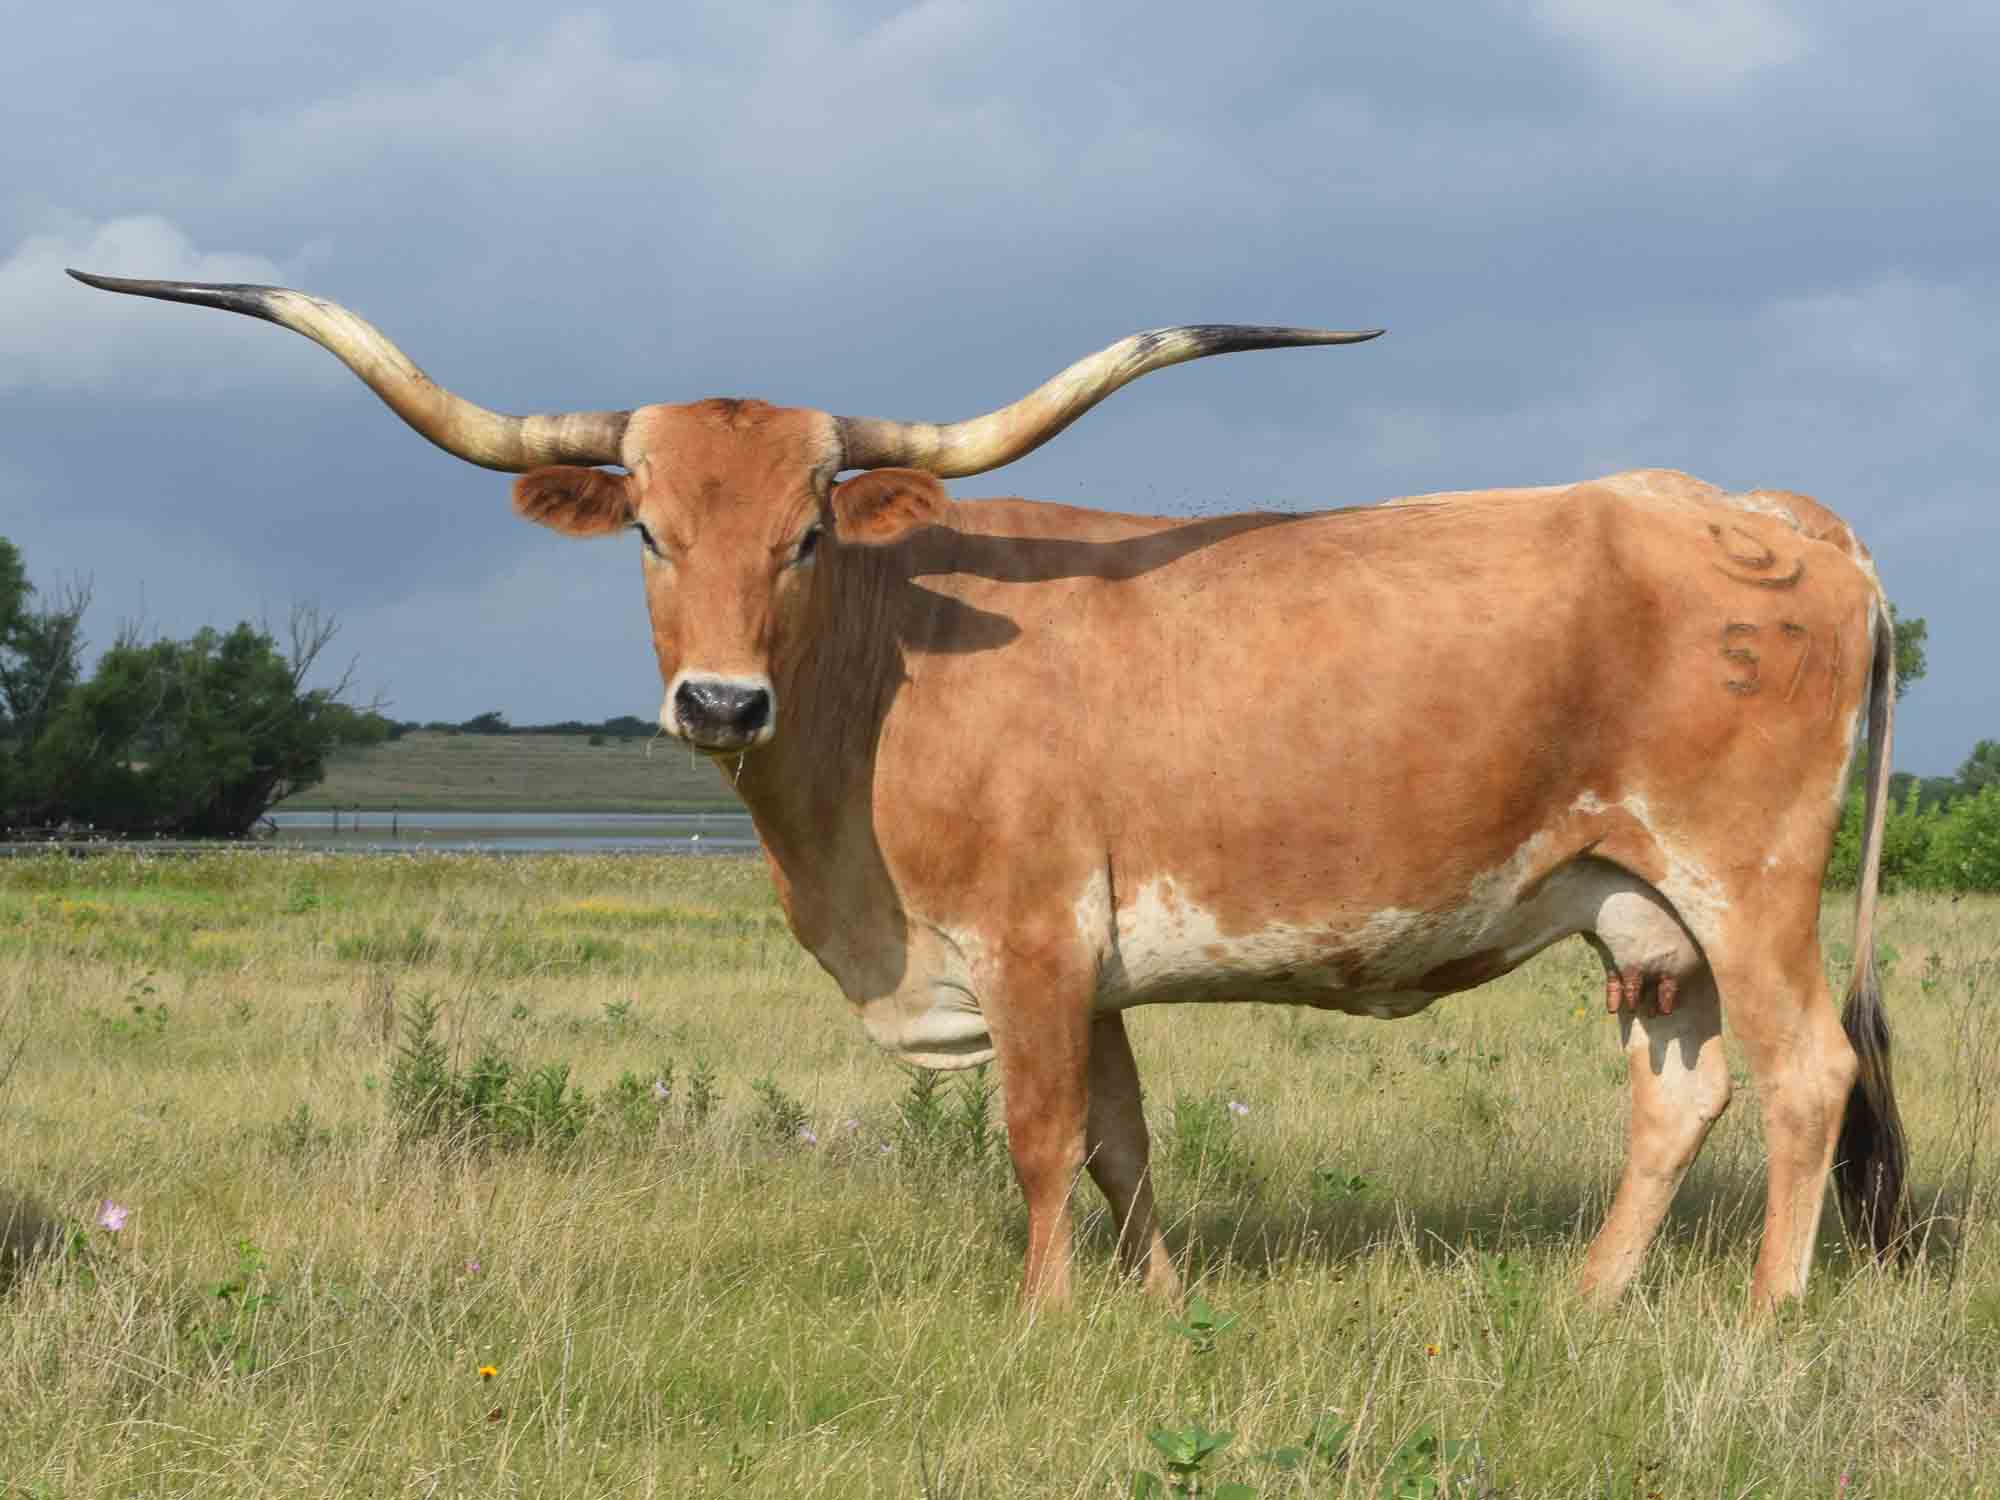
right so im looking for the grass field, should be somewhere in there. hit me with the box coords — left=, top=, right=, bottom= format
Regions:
left=1, top=852, right=1994, bottom=1497
left=282, top=731, right=742, bottom=812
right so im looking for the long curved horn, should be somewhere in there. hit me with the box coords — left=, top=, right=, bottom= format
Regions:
left=66, top=271, right=629, bottom=472
left=835, top=323, right=1383, bottom=478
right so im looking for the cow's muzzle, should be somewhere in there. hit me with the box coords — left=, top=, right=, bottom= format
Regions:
left=667, top=674, right=775, bottom=752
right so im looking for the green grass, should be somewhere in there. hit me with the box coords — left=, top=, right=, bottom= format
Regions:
left=281, top=730, right=742, bottom=811
left=1, top=852, right=1994, bottom=1496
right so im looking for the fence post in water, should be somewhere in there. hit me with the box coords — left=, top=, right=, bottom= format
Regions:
left=392, top=805, right=400, bottom=839
left=331, top=808, right=339, bottom=833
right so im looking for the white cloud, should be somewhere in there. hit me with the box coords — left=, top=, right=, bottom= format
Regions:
left=0, top=215, right=330, bottom=394
left=216, top=6, right=1255, bottom=294
left=230, top=12, right=682, bottom=184
left=1532, top=0, right=1807, bottom=93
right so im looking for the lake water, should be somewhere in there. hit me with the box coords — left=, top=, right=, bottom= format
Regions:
left=265, top=809, right=759, bottom=855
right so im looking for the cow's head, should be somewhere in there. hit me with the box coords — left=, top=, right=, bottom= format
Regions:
left=67, top=271, right=1379, bottom=755
left=507, top=401, right=958, bottom=753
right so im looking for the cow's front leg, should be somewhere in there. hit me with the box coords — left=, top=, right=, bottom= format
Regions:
left=989, top=946, right=1095, bottom=1312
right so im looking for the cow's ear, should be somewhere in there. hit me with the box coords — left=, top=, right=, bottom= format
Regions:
left=512, top=467, right=634, bottom=536
left=829, top=469, right=949, bottom=547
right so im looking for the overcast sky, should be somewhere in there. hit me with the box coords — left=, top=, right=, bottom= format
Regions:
left=2, top=1, right=1995, bottom=773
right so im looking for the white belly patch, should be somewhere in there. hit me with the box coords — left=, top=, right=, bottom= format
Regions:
left=1078, top=845, right=1618, bottom=1014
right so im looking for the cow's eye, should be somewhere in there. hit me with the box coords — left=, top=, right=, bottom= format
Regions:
left=794, top=525, right=823, bottom=565
left=632, top=521, right=664, bottom=558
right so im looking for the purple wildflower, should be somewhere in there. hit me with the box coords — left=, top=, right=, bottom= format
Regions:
left=96, top=1200, right=130, bottom=1233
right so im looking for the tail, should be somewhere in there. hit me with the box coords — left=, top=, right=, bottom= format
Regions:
left=1833, top=601, right=1909, bottom=1257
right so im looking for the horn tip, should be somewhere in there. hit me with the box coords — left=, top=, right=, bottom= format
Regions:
left=67, top=267, right=211, bottom=298
left=63, top=270, right=286, bottom=323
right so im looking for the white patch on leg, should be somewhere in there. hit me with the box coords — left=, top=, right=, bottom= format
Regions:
left=1072, top=866, right=1113, bottom=948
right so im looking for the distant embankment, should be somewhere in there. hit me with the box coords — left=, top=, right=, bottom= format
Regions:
left=281, top=731, right=742, bottom=812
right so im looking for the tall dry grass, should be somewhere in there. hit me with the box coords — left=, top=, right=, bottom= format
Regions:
left=0, top=852, right=1993, bottom=1497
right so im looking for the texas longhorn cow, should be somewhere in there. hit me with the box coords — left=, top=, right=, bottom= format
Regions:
left=71, top=269, right=1906, bottom=1312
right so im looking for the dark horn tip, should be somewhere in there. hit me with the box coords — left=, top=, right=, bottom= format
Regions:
left=1219, top=324, right=1386, bottom=347
left=66, top=268, right=229, bottom=294
left=65, top=270, right=284, bottom=323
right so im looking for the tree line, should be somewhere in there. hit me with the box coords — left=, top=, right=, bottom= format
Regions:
left=2, top=536, right=660, bottom=838
left=1829, top=740, right=2000, bottom=893
left=1, top=537, right=384, bottom=838
left=395, top=710, right=656, bottom=740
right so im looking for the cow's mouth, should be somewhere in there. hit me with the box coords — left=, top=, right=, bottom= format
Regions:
left=665, top=674, right=775, bottom=756
left=681, top=727, right=767, bottom=756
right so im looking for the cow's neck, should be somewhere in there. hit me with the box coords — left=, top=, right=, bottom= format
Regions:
left=723, top=548, right=913, bottom=999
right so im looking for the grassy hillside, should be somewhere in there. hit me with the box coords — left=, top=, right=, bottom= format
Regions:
left=0, top=853, right=1994, bottom=1495
left=283, top=731, right=742, bottom=811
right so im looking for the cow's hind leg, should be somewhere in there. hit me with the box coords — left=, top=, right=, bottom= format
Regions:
left=1711, top=933, right=1859, bottom=1309
left=1577, top=881, right=1728, bottom=1301
left=1578, top=963, right=1730, bottom=1301
left=1084, top=1013, right=1179, bottom=1297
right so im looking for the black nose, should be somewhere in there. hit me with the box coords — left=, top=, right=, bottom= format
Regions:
left=674, top=679, right=771, bottom=741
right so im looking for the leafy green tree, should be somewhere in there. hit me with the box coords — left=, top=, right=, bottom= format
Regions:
left=1923, top=786, right=2000, bottom=891
left=1826, top=782, right=1940, bottom=892
left=1957, top=739, right=2000, bottom=796
left=0, top=540, right=87, bottom=754
left=1889, top=604, right=1926, bottom=698
left=1887, top=771, right=1961, bottom=813
left=5, top=575, right=368, bottom=836
left=318, top=702, right=396, bottom=750
left=0, top=539, right=25, bottom=644
left=1832, top=746, right=2000, bottom=893
left=1, top=540, right=90, bottom=818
